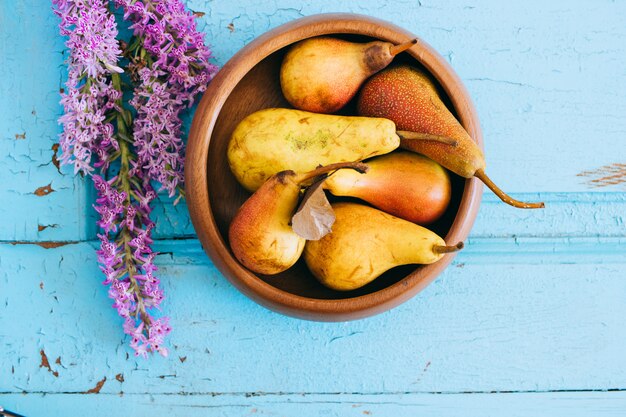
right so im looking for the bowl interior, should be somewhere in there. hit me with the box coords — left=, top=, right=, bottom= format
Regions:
left=206, top=34, right=465, bottom=300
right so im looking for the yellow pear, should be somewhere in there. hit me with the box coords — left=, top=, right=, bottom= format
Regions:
left=280, top=36, right=417, bottom=113
left=304, top=203, right=463, bottom=291
left=227, top=108, right=398, bottom=191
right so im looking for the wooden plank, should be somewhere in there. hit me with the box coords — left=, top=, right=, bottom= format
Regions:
left=3, top=0, right=626, bottom=241
left=2, top=391, right=626, bottom=417
left=1, top=238, right=625, bottom=395
left=148, top=191, right=626, bottom=240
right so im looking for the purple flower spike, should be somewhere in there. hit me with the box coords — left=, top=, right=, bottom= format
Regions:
left=115, top=0, right=218, bottom=197
left=51, top=0, right=216, bottom=358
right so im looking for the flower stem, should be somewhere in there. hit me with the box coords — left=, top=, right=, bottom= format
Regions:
left=111, top=72, right=152, bottom=328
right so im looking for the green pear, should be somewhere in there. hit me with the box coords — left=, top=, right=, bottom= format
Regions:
left=228, top=108, right=456, bottom=192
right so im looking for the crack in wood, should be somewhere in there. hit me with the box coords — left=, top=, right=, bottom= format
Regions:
left=9, top=241, right=76, bottom=249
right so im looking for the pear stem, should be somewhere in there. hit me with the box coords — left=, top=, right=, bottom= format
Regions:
left=474, top=169, right=545, bottom=209
left=295, top=161, right=369, bottom=184
left=433, top=241, right=464, bottom=254
left=389, top=38, right=418, bottom=56
left=396, top=130, right=458, bottom=147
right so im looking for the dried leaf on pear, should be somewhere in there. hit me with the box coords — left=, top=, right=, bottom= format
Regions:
left=291, top=178, right=335, bottom=241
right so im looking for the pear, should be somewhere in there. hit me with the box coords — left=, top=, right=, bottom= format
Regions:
left=228, top=108, right=455, bottom=192
left=229, top=162, right=367, bottom=275
left=357, top=65, right=544, bottom=209
left=280, top=36, right=417, bottom=113
left=324, top=151, right=451, bottom=225
left=304, top=202, right=463, bottom=291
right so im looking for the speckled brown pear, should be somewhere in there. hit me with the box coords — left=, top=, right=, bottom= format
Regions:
left=357, top=65, right=544, bottom=209
left=324, top=151, right=452, bottom=225
left=229, top=162, right=367, bottom=275
left=304, top=203, right=463, bottom=291
left=280, top=36, right=417, bottom=113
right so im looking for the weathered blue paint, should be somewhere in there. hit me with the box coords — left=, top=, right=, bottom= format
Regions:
left=1, top=0, right=626, bottom=415
left=4, top=392, right=626, bottom=417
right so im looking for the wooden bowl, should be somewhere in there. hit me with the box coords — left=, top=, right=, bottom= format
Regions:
left=185, top=13, right=483, bottom=321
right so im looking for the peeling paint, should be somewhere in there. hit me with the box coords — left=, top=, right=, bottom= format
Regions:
left=39, top=349, right=58, bottom=377
left=227, top=22, right=235, bottom=32
left=51, top=143, right=62, bottom=174
left=34, top=183, right=55, bottom=196
left=84, top=376, right=107, bottom=394
left=38, top=224, right=58, bottom=232
left=179, top=356, right=187, bottom=363
left=577, top=163, right=626, bottom=188
left=15, top=132, right=26, bottom=140
left=115, top=373, right=124, bottom=383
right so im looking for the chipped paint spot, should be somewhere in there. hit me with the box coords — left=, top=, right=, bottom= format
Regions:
left=227, top=22, right=235, bottom=32
left=85, top=376, right=107, bottom=394
left=34, top=183, right=55, bottom=196
left=15, top=132, right=26, bottom=140
left=363, top=411, right=372, bottom=415
left=51, top=143, right=62, bottom=174
left=55, top=357, right=62, bottom=366
left=577, top=163, right=626, bottom=188
left=38, top=224, right=58, bottom=232
left=39, top=349, right=59, bottom=377
left=179, top=356, right=187, bottom=363
left=192, top=10, right=205, bottom=18
left=39, top=281, right=44, bottom=290
left=115, top=373, right=124, bottom=383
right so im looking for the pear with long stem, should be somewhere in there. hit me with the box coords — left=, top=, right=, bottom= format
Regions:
left=357, top=65, right=544, bottom=209
left=229, top=161, right=368, bottom=275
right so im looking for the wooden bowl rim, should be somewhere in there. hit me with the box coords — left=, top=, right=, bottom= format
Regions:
left=185, top=13, right=483, bottom=321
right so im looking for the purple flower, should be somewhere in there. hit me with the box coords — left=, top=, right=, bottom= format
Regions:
left=54, top=0, right=216, bottom=358
left=115, top=0, right=218, bottom=196
left=54, top=0, right=123, bottom=174
left=93, top=169, right=170, bottom=357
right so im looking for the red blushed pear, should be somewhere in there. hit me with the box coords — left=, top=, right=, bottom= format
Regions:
left=280, top=36, right=417, bottom=113
left=229, top=161, right=368, bottom=275
left=357, top=65, right=544, bottom=209
left=324, top=151, right=452, bottom=225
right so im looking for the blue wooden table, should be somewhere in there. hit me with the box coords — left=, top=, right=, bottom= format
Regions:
left=2, top=1, right=626, bottom=415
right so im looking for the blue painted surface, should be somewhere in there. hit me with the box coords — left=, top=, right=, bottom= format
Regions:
left=1, top=0, right=626, bottom=416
